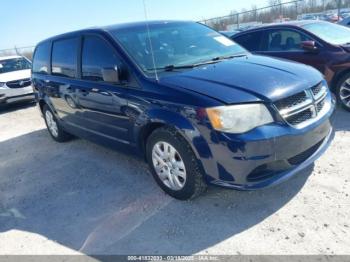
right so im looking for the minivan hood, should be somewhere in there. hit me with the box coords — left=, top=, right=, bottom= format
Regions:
left=0, top=69, right=31, bottom=82
left=160, top=55, right=323, bottom=104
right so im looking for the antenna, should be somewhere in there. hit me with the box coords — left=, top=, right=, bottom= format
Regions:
left=143, top=0, right=159, bottom=81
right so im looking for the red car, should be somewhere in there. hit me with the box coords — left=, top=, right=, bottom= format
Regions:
left=232, top=20, right=350, bottom=111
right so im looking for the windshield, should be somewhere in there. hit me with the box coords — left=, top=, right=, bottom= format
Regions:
left=0, top=57, right=31, bottom=74
left=110, top=22, right=247, bottom=75
left=302, top=22, right=350, bottom=45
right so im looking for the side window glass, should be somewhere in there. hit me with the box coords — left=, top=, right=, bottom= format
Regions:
left=82, top=35, right=121, bottom=83
left=33, top=42, right=50, bottom=74
left=235, top=32, right=262, bottom=51
left=267, top=30, right=311, bottom=51
left=51, top=38, right=78, bottom=78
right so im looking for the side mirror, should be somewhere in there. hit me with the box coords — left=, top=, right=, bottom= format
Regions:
left=301, top=41, right=318, bottom=53
left=102, top=65, right=127, bottom=84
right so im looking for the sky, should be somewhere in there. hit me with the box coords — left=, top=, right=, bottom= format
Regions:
left=1, top=0, right=268, bottom=50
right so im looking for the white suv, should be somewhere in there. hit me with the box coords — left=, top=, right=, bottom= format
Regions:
left=0, top=55, right=34, bottom=105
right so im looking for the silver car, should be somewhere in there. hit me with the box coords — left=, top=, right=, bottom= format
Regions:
left=0, top=55, right=34, bottom=105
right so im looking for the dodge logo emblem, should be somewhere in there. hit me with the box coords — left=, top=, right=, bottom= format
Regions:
left=19, top=81, right=25, bottom=86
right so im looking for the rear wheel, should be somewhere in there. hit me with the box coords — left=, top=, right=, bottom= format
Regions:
left=336, top=73, right=350, bottom=112
left=43, top=105, right=73, bottom=142
left=146, top=127, right=207, bottom=200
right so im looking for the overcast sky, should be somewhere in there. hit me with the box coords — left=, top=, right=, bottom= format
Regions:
left=1, top=0, right=269, bottom=50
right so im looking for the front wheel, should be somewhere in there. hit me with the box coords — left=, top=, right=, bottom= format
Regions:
left=336, top=73, right=350, bottom=112
left=146, top=127, right=207, bottom=200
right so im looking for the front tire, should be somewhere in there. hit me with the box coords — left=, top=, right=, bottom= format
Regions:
left=336, top=73, right=350, bottom=112
left=43, top=105, right=73, bottom=142
left=146, top=127, right=207, bottom=200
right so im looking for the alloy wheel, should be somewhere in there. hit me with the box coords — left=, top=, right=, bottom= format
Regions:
left=340, top=78, right=350, bottom=109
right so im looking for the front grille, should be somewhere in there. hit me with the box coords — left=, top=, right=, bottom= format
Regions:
left=274, top=82, right=328, bottom=128
left=275, top=91, right=307, bottom=110
left=288, top=139, right=324, bottom=165
left=287, top=108, right=313, bottom=125
left=311, top=83, right=323, bottom=96
left=6, top=78, right=31, bottom=88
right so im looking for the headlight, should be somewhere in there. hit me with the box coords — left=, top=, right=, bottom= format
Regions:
left=0, top=82, right=5, bottom=88
left=206, top=103, right=274, bottom=134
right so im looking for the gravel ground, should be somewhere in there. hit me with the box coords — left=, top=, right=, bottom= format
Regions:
left=0, top=102, right=349, bottom=255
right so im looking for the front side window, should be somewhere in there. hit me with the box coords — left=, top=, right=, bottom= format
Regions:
left=33, top=42, right=50, bottom=74
left=51, top=38, right=78, bottom=78
left=82, top=35, right=121, bottom=82
left=266, top=29, right=311, bottom=51
left=0, top=57, right=31, bottom=74
left=303, top=22, right=350, bottom=45
left=234, top=31, right=262, bottom=52
left=110, top=22, right=247, bottom=76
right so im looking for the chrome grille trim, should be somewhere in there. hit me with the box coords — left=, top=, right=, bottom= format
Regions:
left=279, top=98, right=313, bottom=117
left=274, top=82, right=330, bottom=129
left=312, top=83, right=328, bottom=101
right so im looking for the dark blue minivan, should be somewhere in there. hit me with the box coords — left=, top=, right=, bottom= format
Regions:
left=32, top=21, right=335, bottom=200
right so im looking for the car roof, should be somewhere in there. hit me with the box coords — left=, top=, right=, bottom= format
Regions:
left=37, top=20, right=192, bottom=45
left=103, top=20, right=191, bottom=31
left=235, top=20, right=327, bottom=35
left=0, top=55, right=23, bottom=61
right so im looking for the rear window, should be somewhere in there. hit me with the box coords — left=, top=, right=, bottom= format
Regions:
left=234, top=31, right=263, bottom=52
left=51, top=38, right=78, bottom=78
left=33, top=42, right=50, bottom=74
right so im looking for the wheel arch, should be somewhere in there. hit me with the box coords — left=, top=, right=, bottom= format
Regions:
left=135, top=108, right=212, bottom=179
left=38, top=99, right=46, bottom=113
left=38, top=97, right=58, bottom=117
left=331, top=68, right=350, bottom=91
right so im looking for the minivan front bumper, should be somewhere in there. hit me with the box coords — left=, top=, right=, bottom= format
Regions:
left=199, top=95, right=336, bottom=190
left=210, top=125, right=334, bottom=190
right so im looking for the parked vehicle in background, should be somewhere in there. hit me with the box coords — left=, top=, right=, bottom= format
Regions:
left=0, top=56, right=34, bottom=105
left=338, top=16, right=350, bottom=27
left=326, top=13, right=342, bottom=23
left=219, top=30, right=241, bottom=38
left=33, top=21, right=335, bottom=200
left=340, top=12, right=350, bottom=19
left=299, top=14, right=317, bottom=20
left=233, top=21, right=350, bottom=111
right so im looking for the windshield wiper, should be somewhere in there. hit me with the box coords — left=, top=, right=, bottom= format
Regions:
left=147, top=60, right=220, bottom=72
left=146, top=53, right=248, bottom=72
left=211, top=53, right=248, bottom=61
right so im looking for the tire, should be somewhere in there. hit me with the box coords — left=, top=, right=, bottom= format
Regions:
left=146, top=127, right=207, bottom=200
left=336, top=73, right=350, bottom=112
left=43, top=105, right=73, bottom=142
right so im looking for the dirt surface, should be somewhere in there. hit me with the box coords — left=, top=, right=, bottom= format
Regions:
left=0, top=103, right=349, bottom=255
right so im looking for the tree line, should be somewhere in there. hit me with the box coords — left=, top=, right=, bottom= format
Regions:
left=205, top=0, right=350, bottom=30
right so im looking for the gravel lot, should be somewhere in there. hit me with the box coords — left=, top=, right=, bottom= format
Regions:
left=0, top=102, right=349, bottom=255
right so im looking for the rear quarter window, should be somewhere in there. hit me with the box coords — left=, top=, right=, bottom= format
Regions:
left=234, top=31, right=263, bottom=52
left=32, top=42, right=50, bottom=74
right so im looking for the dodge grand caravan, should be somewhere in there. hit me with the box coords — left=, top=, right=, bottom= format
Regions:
left=32, top=21, right=335, bottom=200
